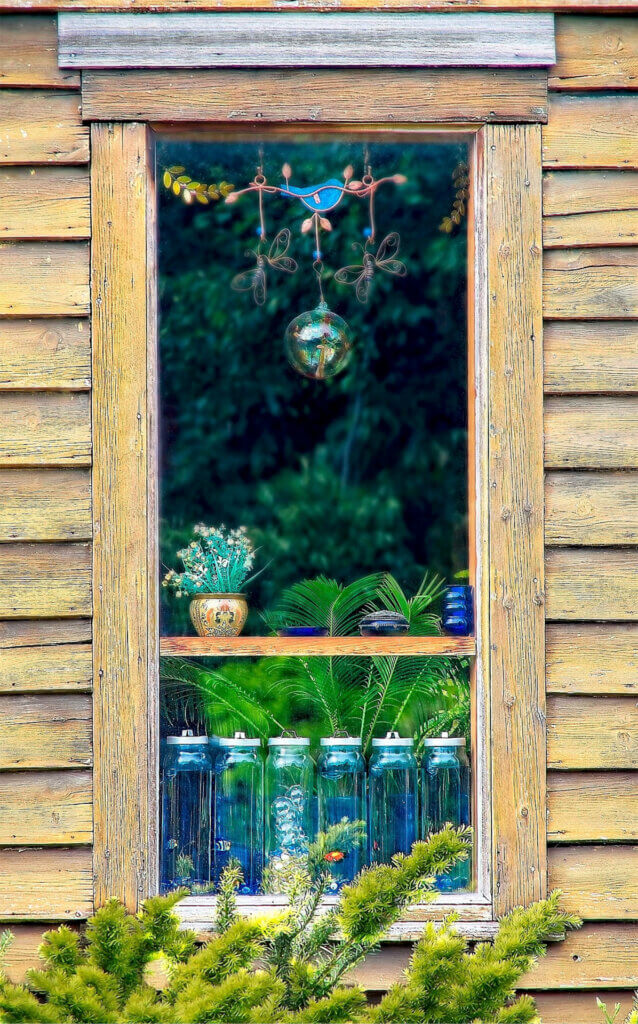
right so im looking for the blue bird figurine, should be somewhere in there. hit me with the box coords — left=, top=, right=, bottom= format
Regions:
left=280, top=178, right=345, bottom=213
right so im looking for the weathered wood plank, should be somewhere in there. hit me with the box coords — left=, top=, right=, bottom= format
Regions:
left=545, top=471, right=638, bottom=545
left=547, top=695, right=638, bottom=770
left=0, top=770, right=93, bottom=845
left=81, top=68, right=549, bottom=123
left=0, top=641, right=92, bottom=693
left=0, top=15, right=80, bottom=88
left=0, top=693, right=92, bottom=769
left=550, top=15, right=638, bottom=91
left=543, top=248, right=638, bottom=320
left=543, top=321, right=638, bottom=394
left=0, top=0, right=624, bottom=10
left=519, top=924, right=638, bottom=989
left=544, top=396, right=638, bottom=469
left=92, top=122, right=159, bottom=908
left=548, top=771, right=638, bottom=842
left=0, top=393, right=91, bottom=467
left=0, top=618, right=91, bottom=649
left=548, top=846, right=638, bottom=920
left=2, top=924, right=80, bottom=984
left=161, top=635, right=476, bottom=657
left=0, top=242, right=89, bottom=316
left=0, top=318, right=91, bottom=390
left=0, top=469, right=91, bottom=541
left=543, top=95, right=638, bottom=170
left=546, top=547, right=638, bottom=621
left=531, top=991, right=637, bottom=1024
left=59, top=12, right=556, bottom=68
left=484, top=124, right=545, bottom=914
left=0, top=847, right=92, bottom=920
left=0, top=91, right=89, bottom=165
left=0, top=542, right=92, bottom=618
left=543, top=171, right=638, bottom=247
left=546, top=623, right=638, bottom=695
left=0, top=168, right=90, bottom=240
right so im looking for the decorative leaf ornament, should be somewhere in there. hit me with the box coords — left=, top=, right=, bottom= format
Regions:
left=439, top=161, right=469, bottom=233
left=162, top=165, right=234, bottom=205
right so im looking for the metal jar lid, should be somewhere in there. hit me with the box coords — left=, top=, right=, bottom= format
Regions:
left=217, top=731, right=261, bottom=747
left=268, top=735, right=311, bottom=747
left=423, top=731, right=466, bottom=747
left=371, top=730, right=414, bottom=747
left=166, top=729, right=209, bottom=745
left=320, top=735, right=362, bottom=747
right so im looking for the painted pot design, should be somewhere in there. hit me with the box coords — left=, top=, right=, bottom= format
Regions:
left=189, top=594, right=248, bottom=638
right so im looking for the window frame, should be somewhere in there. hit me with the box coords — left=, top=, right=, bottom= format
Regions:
left=89, top=88, right=545, bottom=929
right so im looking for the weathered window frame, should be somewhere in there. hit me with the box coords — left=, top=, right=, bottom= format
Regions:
left=82, top=20, right=548, bottom=928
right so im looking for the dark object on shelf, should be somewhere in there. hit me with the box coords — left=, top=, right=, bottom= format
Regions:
left=442, top=585, right=474, bottom=636
left=277, top=626, right=329, bottom=637
left=359, top=610, right=410, bottom=637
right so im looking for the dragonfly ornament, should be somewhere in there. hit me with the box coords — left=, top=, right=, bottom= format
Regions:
left=231, top=228, right=297, bottom=306
left=335, top=231, right=407, bottom=304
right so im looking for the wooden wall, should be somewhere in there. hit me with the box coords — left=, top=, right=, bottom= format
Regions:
left=0, top=14, right=93, bottom=980
left=0, top=11, right=636, bottom=1018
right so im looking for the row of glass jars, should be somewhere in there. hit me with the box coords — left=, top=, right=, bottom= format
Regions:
left=161, top=730, right=470, bottom=896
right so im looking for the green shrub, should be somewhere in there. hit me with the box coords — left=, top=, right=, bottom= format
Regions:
left=0, top=828, right=579, bottom=1024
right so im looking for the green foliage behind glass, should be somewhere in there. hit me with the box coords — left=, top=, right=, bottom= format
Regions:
left=158, top=139, right=467, bottom=634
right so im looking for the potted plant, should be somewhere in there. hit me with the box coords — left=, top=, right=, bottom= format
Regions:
left=163, top=524, right=262, bottom=637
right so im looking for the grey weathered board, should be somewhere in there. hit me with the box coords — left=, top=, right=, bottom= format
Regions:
left=58, top=13, right=556, bottom=69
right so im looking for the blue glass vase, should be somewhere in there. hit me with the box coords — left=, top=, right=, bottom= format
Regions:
left=161, top=730, right=213, bottom=892
left=264, top=737, right=314, bottom=890
left=421, top=733, right=471, bottom=891
left=442, top=585, right=473, bottom=636
left=317, top=736, right=367, bottom=891
left=368, top=732, right=418, bottom=865
left=214, top=732, right=264, bottom=894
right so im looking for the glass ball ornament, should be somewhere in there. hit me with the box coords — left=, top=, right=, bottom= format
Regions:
left=284, top=301, right=352, bottom=380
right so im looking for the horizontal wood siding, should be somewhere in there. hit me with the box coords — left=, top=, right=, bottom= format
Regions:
left=0, top=770, right=93, bottom=846
left=0, top=392, right=91, bottom=467
left=0, top=542, right=92, bottom=618
left=2, top=925, right=78, bottom=984
left=0, top=318, right=91, bottom=390
left=0, top=847, right=93, bottom=920
left=0, top=90, right=89, bottom=164
left=545, top=471, right=638, bottom=545
left=550, top=16, right=638, bottom=91
left=532, top=991, right=638, bottom=1024
left=544, top=396, right=638, bottom=469
left=543, top=94, right=638, bottom=169
left=0, top=469, right=91, bottom=541
left=0, top=15, right=80, bottom=89
left=0, top=241, right=90, bottom=315
left=81, top=67, right=549, bottom=123
left=543, top=321, right=638, bottom=393
left=0, top=693, right=92, bottom=769
left=543, top=247, right=638, bottom=319
left=0, top=618, right=91, bottom=649
left=0, top=167, right=91, bottom=239
left=0, top=641, right=92, bottom=693
left=546, top=623, right=638, bottom=694
left=548, top=846, right=638, bottom=919
left=546, top=695, right=638, bottom=769
left=545, top=547, right=638, bottom=620
left=519, top=924, right=638, bottom=989
left=547, top=771, right=638, bottom=842
left=543, top=171, right=638, bottom=246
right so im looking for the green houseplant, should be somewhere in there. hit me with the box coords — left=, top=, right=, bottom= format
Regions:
left=163, top=524, right=263, bottom=638
left=0, top=827, right=580, bottom=1024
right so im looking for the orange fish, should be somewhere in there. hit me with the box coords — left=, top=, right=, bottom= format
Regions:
left=324, top=850, right=345, bottom=863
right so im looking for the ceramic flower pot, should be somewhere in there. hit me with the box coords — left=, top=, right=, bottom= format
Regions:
left=189, top=594, right=248, bottom=638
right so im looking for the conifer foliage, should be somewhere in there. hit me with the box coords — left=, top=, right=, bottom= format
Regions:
left=0, top=828, right=580, bottom=1024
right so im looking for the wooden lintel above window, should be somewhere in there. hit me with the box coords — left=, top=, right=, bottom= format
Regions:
left=58, top=12, right=555, bottom=69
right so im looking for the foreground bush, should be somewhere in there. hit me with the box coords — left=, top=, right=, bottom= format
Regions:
left=0, top=827, right=580, bottom=1023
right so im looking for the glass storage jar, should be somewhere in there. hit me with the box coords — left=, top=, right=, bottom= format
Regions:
left=265, top=736, right=314, bottom=889
left=214, top=732, right=264, bottom=894
left=161, top=730, right=213, bottom=892
left=317, top=735, right=367, bottom=890
left=421, top=733, right=470, bottom=891
left=368, top=732, right=417, bottom=865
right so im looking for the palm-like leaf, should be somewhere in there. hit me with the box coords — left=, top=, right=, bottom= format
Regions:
left=275, top=655, right=368, bottom=737
left=374, top=572, right=443, bottom=635
left=263, top=573, right=383, bottom=636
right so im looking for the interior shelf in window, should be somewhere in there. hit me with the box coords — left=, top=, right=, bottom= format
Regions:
left=159, top=635, right=475, bottom=657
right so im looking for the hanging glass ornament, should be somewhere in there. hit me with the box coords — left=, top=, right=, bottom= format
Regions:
left=284, top=300, right=352, bottom=380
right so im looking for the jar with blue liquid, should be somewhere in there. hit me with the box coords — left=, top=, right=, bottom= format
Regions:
left=317, top=736, right=367, bottom=891
left=421, top=733, right=471, bottom=891
left=214, top=732, right=263, bottom=894
left=442, top=585, right=474, bottom=636
left=161, top=730, right=213, bottom=892
left=265, top=736, right=314, bottom=889
left=369, top=732, right=418, bottom=865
